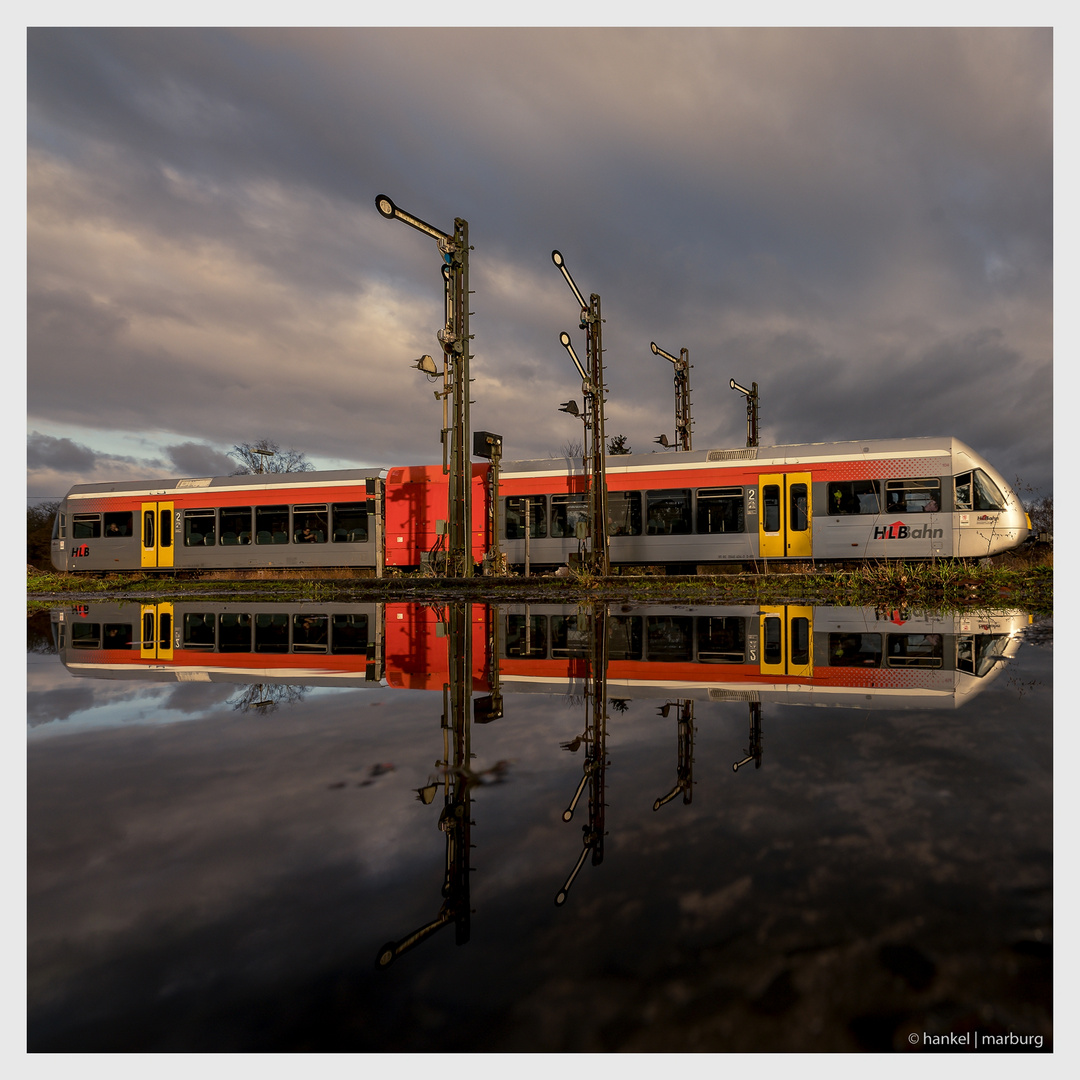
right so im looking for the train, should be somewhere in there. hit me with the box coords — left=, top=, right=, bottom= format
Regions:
left=49, top=435, right=1031, bottom=575
left=50, top=599, right=1030, bottom=713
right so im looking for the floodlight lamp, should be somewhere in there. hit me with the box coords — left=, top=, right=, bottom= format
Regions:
left=374, top=193, right=451, bottom=243
left=559, top=400, right=580, bottom=417
left=414, top=354, right=439, bottom=376
left=651, top=342, right=679, bottom=365
left=559, top=331, right=590, bottom=384
left=655, top=434, right=670, bottom=448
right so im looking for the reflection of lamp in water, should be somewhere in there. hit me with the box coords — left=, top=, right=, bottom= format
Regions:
left=653, top=700, right=694, bottom=811
left=555, top=604, right=608, bottom=906
left=377, top=602, right=473, bottom=967
left=732, top=701, right=763, bottom=771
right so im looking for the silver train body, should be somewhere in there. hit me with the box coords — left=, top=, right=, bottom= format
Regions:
left=48, top=436, right=1030, bottom=574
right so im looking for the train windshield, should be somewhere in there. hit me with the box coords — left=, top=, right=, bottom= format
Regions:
left=955, top=470, right=1007, bottom=511
left=957, top=634, right=1012, bottom=677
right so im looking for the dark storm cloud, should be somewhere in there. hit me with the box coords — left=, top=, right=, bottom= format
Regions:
left=27, top=430, right=134, bottom=473
left=165, top=441, right=237, bottom=477
left=26, top=27, right=1053, bottom=495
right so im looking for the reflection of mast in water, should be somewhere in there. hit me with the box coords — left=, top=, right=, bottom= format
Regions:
left=376, top=603, right=474, bottom=968
left=732, top=700, right=763, bottom=772
left=556, top=605, right=608, bottom=907
left=653, top=699, right=695, bottom=810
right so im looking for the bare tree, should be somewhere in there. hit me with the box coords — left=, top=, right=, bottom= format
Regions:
left=27, top=500, right=60, bottom=568
left=231, top=439, right=314, bottom=475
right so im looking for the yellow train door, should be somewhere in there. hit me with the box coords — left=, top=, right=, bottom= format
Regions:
left=140, top=501, right=175, bottom=568
left=758, top=605, right=813, bottom=678
left=140, top=602, right=175, bottom=661
left=758, top=473, right=812, bottom=559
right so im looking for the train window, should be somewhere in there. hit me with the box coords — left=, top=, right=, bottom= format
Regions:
left=608, top=616, right=642, bottom=660
left=255, top=613, right=290, bottom=653
left=294, top=504, right=328, bottom=544
left=256, top=506, right=290, bottom=545
left=505, top=496, right=547, bottom=539
left=103, top=512, right=132, bottom=537
left=551, top=495, right=590, bottom=539
left=103, top=623, right=133, bottom=649
left=763, top=616, right=782, bottom=664
left=696, top=616, right=746, bottom=662
left=184, top=509, right=217, bottom=547
left=954, top=470, right=1006, bottom=512
left=293, top=614, right=329, bottom=652
left=55, top=512, right=66, bottom=539
left=183, top=613, right=216, bottom=650
left=957, top=634, right=1011, bottom=677
left=827, top=480, right=880, bottom=515
left=608, top=492, right=642, bottom=536
left=70, top=622, right=101, bottom=649
left=220, top=508, right=252, bottom=546
left=332, top=503, right=369, bottom=543
left=73, top=514, right=101, bottom=539
left=791, top=616, right=810, bottom=664
left=886, top=633, right=943, bottom=668
left=790, top=484, right=809, bottom=532
left=159, top=611, right=172, bottom=650
left=331, top=614, right=369, bottom=654
left=218, top=612, right=252, bottom=652
left=829, top=633, right=882, bottom=667
left=762, top=486, right=780, bottom=533
left=551, top=615, right=592, bottom=659
left=160, top=510, right=172, bottom=548
left=646, top=616, right=693, bottom=661
left=696, top=488, right=745, bottom=534
left=506, top=614, right=547, bottom=658
left=885, top=478, right=941, bottom=514
left=646, top=490, right=692, bottom=535
left=143, top=511, right=155, bottom=548
left=142, top=611, right=154, bottom=646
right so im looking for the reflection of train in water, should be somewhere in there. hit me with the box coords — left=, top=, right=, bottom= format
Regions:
left=50, top=436, right=1030, bottom=575
left=48, top=598, right=1033, bottom=960
left=51, top=600, right=1029, bottom=711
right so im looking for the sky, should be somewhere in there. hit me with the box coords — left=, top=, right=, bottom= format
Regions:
left=25, top=23, right=1055, bottom=503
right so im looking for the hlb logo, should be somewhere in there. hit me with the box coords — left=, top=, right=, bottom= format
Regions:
left=873, top=520, right=944, bottom=541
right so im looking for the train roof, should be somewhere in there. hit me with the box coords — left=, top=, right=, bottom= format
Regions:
left=59, top=435, right=994, bottom=498
left=499, top=435, right=975, bottom=477
left=62, top=467, right=385, bottom=500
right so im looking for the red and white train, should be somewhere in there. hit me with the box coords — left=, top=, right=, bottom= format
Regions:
left=50, top=435, right=1030, bottom=574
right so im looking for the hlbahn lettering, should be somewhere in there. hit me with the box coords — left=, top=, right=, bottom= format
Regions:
left=873, top=520, right=944, bottom=541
